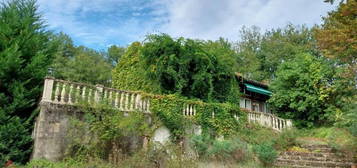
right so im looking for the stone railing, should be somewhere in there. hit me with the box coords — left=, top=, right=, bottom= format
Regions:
left=41, top=77, right=292, bottom=131
left=41, top=77, right=150, bottom=113
left=247, top=111, right=292, bottom=131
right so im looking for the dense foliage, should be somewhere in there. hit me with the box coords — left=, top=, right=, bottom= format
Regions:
left=235, top=24, right=318, bottom=82
left=269, top=54, right=338, bottom=127
left=51, top=33, right=112, bottom=86
left=113, top=34, right=240, bottom=103
left=315, top=0, right=357, bottom=132
left=0, top=0, right=57, bottom=164
left=107, top=45, right=126, bottom=67
left=316, top=0, right=357, bottom=75
left=112, top=42, right=161, bottom=93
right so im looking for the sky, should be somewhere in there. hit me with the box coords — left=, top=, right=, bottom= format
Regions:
left=35, top=0, right=337, bottom=50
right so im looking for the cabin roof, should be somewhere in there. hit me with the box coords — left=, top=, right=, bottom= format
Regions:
left=235, top=73, right=269, bottom=89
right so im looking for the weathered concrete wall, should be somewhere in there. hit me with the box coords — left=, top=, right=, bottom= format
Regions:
left=32, top=101, right=201, bottom=162
left=32, top=102, right=83, bottom=161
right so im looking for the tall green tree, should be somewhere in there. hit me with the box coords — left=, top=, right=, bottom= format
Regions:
left=0, top=0, right=57, bottom=164
left=51, top=34, right=112, bottom=86
left=236, top=24, right=318, bottom=82
left=316, top=0, right=357, bottom=132
left=268, top=54, right=338, bottom=128
left=107, top=45, right=126, bottom=67
left=316, top=0, right=356, bottom=81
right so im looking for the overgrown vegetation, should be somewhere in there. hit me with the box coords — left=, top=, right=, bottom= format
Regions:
left=113, top=34, right=240, bottom=103
left=269, top=53, right=339, bottom=127
left=1, top=0, right=356, bottom=166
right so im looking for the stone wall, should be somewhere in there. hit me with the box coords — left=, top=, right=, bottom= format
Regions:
left=31, top=102, right=83, bottom=161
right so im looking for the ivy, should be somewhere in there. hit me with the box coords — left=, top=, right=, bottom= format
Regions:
left=143, top=93, right=246, bottom=140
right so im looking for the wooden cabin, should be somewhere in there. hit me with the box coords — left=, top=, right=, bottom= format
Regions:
left=236, top=74, right=272, bottom=113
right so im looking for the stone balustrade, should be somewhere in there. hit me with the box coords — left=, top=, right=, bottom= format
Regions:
left=41, top=77, right=150, bottom=113
left=247, top=111, right=292, bottom=131
left=41, top=77, right=292, bottom=131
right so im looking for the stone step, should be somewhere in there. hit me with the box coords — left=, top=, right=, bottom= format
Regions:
left=275, top=158, right=353, bottom=168
left=274, top=162, right=326, bottom=168
left=278, top=154, right=353, bottom=163
left=301, top=144, right=330, bottom=148
left=305, top=147, right=333, bottom=153
left=282, top=151, right=349, bottom=158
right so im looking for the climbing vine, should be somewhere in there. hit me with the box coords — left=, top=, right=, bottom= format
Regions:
left=143, top=93, right=246, bottom=140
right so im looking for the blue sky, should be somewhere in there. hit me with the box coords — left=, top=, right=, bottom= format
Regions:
left=35, top=0, right=337, bottom=50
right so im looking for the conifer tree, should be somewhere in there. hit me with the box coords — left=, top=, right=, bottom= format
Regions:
left=0, top=0, right=56, bottom=164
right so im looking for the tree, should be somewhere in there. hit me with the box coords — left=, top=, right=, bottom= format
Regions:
left=268, top=54, right=337, bottom=127
left=0, top=0, right=57, bottom=164
left=51, top=34, right=112, bottom=86
left=316, top=0, right=357, bottom=133
left=315, top=0, right=357, bottom=79
left=235, top=25, right=318, bottom=82
left=107, top=45, right=126, bottom=67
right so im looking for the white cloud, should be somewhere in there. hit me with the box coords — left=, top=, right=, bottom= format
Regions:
left=33, top=0, right=336, bottom=49
left=159, top=0, right=336, bottom=40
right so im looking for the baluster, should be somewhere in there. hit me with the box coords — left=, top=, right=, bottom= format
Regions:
left=135, top=94, right=141, bottom=111
left=130, top=93, right=135, bottom=110
left=193, top=105, right=196, bottom=116
left=82, top=86, right=86, bottom=101
left=125, top=93, right=129, bottom=111
left=75, top=85, right=80, bottom=104
left=120, top=92, right=125, bottom=110
left=115, top=92, right=119, bottom=108
left=88, top=88, right=92, bottom=103
left=60, top=83, right=66, bottom=103
left=54, top=82, right=60, bottom=103
left=68, top=84, right=74, bottom=104
left=103, top=89, right=108, bottom=103
left=95, top=85, right=103, bottom=103
left=146, top=99, right=150, bottom=113
left=109, top=90, right=113, bottom=106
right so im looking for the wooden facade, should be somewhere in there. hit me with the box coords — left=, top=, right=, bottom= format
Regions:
left=237, top=75, right=271, bottom=113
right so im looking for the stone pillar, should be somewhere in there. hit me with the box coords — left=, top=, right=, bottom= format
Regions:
left=42, top=77, right=54, bottom=102
left=95, top=85, right=104, bottom=103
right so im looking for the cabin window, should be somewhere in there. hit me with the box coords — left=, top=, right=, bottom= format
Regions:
left=245, top=99, right=251, bottom=110
left=240, top=98, right=245, bottom=108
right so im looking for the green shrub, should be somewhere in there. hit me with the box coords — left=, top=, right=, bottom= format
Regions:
left=191, top=135, right=250, bottom=162
left=190, top=135, right=212, bottom=157
left=118, top=144, right=197, bottom=168
left=273, top=128, right=299, bottom=151
left=208, top=138, right=249, bottom=162
left=24, top=158, right=112, bottom=168
left=253, top=142, right=278, bottom=166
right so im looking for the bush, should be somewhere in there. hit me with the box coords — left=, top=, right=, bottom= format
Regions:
left=273, top=128, right=299, bottom=151
left=191, top=135, right=250, bottom=162
left=190, top=135, right=212, bottom=157
left=253, top=142, right=278, bottom=166
left=118, top=144, right=197, bottom=168
left=24, top=158, right=112, bottom=168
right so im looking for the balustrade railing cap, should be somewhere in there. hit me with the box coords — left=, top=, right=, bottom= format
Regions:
left=95, top=84, right=104, bottom=87
left=45, top=76, right=55, bottom=79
